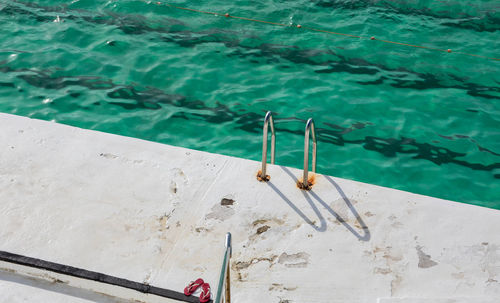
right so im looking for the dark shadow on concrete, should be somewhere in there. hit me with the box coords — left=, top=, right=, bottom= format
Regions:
left=271, top=166, right=370, bottom=241
left=312, top=175, right=371, bottom=241
left=0, top=268, right=136, bottom=303
left=266, top=180, right=326, bottom=232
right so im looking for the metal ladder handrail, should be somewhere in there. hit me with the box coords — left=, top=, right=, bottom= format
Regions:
left=302, top=118, right=317, bottom=189
left=214, top=232, right=232, bottom=303
left=259, top=111, right=275, bottom=180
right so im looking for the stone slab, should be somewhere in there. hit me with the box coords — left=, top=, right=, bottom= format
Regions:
left=0, top=113, right=499, bottom=302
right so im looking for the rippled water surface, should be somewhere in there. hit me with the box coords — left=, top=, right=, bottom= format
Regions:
left=1, top=0, right=499, bottom=208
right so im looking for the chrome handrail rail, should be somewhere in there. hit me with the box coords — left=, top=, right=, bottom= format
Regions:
left=214, top=233, right=232, bottom=303
left=259, top=111, right=275, bottom=180
left=302, top=118, right=317, bottom=189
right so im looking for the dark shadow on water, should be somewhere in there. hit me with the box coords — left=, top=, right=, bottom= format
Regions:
left=2, top=63, right=498, bottom=174
left=3, top=1, right=500, bottom=102
left=267, top=166, right=370, bottom=241
left=2, top=2, right=499, bottom=174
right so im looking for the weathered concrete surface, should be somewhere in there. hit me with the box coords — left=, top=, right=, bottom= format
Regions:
left=0, top=261, right=180, bottom=303
left=0, top=113, right=499, bottom=303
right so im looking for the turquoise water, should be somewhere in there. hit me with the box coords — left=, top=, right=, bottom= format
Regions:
left=0, top=0, right=499, bottom=208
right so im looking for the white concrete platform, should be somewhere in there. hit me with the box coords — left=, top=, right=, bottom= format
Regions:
left=0, top=113, right=499, bottom=303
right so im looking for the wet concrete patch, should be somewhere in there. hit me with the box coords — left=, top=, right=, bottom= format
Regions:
left=99, top=153, right=118, bottom=159
left=221, top=198, right=234, bottom=206
left=278, top=252, right=310, bottom=268
left=256, top=225, right=270, bottom=234
left=206, top=203, right=235, bottom=221
left=416, top=245, right=438, bottom=268
left=233, top=255, right=278, bottom=270
left=252, top=218, right=285, bottom=226
left=374, top=267, right=392, bottom=275
left=268, top=283, right=297, bottom=291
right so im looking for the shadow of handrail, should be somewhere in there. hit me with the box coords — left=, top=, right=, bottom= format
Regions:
left=266, top=166, right=370, bottom=241
left=266, top=180, right=326, bottom=232
left=311, top=175, right=371, bottom=241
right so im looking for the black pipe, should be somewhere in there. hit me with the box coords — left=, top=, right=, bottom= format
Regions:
left=0, top=250, right=210, bottom=303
